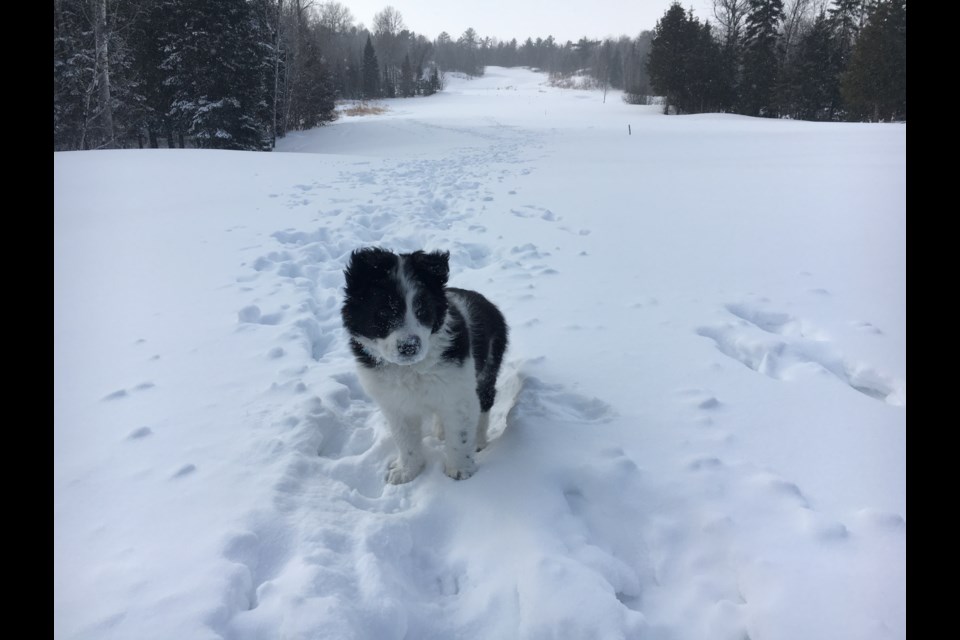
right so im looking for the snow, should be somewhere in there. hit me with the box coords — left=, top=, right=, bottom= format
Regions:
left=54, top=67, right=905, bottom=640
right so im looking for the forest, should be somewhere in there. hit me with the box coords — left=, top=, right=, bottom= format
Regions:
left=53, top=0, right=906, bottom=152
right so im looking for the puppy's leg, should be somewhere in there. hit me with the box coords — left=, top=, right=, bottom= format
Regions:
left=439, top=399, right=480, bottom=481
left=475, top=412, right=490, bottom=452
left=385, top=414, right=426, bottom=484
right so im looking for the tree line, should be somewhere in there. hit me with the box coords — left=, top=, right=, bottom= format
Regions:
left=53, top=0, right=905, bottom=152
left=55, top=1, right=459, bottom=151
left=466, top=0, right=904, bottom=121
left=645, top=0, right=905, bottom=120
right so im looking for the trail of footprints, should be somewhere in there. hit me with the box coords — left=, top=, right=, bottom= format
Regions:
left=216, top=120, right=614, bottom=635
left=697, top=301, right=905, bottom=406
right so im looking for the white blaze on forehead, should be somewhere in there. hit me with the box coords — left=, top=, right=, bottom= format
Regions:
left=398, top=254, right=422, bottom=332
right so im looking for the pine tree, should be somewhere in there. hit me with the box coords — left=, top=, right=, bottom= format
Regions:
left=782, top=12, right=841, bottom=120
left=841, top=0, right=906, bottom=121
left=741, top=0, right=785, bottom=117
left=688, top=21, right=725, bottom=113
left=362, top=35, right=381, bottom=99
left=162, top=0, right=274, bottom=150
left=829, top=0, right=866, bottom=69
left=399, top=54, right=415, bottom=97
left=457, top=28, right=482, bottom=76
left=648, top=3, right=724, bottom=114
left=126, top=0, right=179, bottom=147
left=712, top=0, right=750, bottom=110
left=647, top=2, right=692, bottom=113
left=285, top=23, right=336, bottom=129
left=278, top=4, right=337, bottom=132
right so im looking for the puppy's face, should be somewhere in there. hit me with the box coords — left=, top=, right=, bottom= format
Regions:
left=342, top=248, right=449, bottom=365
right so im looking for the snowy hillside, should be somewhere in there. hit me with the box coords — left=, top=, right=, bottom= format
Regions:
left=54, top=67, right=905, bottom=640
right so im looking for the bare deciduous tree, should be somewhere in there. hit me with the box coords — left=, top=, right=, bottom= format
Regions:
left=372, top=5, right=405, bottom=36
left=782, top=0, right=816, bottom=54
left=93, top=0, right=115, bottom=147
left=317, top=1, right=354, bottom=34
left=712, top=0, right=750, bottom=48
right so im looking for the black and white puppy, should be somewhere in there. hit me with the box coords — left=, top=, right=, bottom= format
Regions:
left=341, top=247, right=508, bottom=484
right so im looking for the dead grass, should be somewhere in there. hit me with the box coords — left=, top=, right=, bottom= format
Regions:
left=339, top=101, right=389, bottom=117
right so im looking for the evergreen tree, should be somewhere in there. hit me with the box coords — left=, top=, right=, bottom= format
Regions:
left=648, top=3, right=724, bottom=114
left=741, top=0, right=785, bottom=117
left=284, top=22, right=336, bottom=129
left=647, top=2, right=692, bottom=113
left=688, top=21, right=725, bottom=113
left=399, top=54, right=416, bottom=97
left=841, top=0, right=906, bottom=121
left=712, top=0, right=750, bottom=110
left=829, top=0, right=866, bottom=68
left=125, top=0, right=179, bottom=147
left=457, top=28, right=483, bottom=76
left=782, top=12, right=841, bottom=120
left=361, top=35, right=381, bottom=99
left=162, top=0, right=273, bottom=150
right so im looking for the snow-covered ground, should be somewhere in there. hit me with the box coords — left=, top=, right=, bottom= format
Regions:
left=54, top=67, right=905, bottom=640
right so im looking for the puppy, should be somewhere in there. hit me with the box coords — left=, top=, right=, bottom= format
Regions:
left=341, top=247, right=508, bottom=483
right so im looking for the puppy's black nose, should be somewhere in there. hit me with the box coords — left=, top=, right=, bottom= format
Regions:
left=398, top=336, right=421, bottom=357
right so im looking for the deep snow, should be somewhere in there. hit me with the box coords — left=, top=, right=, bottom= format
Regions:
left=54, top=67, right=905, bottom=640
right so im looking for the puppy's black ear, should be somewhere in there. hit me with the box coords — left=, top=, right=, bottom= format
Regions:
left=345, top=247, right=396, bottom=283
left=409, top=250, right=450, bottom=286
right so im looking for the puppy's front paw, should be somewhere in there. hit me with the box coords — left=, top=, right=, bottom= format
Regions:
left=386, top=459, right=424, bottom=485
left=444, top=458, right=477, bottom=481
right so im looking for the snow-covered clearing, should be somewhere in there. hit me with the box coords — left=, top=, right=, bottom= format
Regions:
left=54, top=67, right=905, bottom=640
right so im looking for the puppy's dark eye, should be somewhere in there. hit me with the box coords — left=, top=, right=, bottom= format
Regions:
left=414, top=294, right=432, bottom=322
left=370, top=291, right=403, bottom=330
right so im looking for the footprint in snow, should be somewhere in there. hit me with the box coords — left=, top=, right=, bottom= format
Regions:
left=102, top=383, right=154, bottom=401
left=510, top=205, right=555, bottom=220
left=747, top=472, right=810, bottom=508
left=851, top=320, right=884, bottom=335
left=126, top=426, right=153, bottom=440
left=686, top=456, right=724, bottom=472
left=854, top=508, right=905, bottom=532
left=171, top=464, right=196, bottom=479
left=221, top=521, right=294, bottom=614
left=237, top=305, right=284, bottom=326
left=675, top=388, right=725, bottom=414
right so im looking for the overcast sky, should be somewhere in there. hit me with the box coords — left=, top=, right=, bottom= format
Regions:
left=342, top=0, right=716, bottom=44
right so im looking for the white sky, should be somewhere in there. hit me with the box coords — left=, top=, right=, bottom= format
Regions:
left=340, top=0, right=716, bottom=43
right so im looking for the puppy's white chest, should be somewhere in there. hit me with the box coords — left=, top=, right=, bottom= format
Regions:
left=359, top=361, right=474, bottom=413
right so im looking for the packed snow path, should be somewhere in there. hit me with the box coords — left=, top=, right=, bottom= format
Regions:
left=54, top=68, right=905, bottom=640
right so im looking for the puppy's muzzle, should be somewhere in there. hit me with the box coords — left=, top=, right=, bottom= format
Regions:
left=397, top=335, right=422, bottom=358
